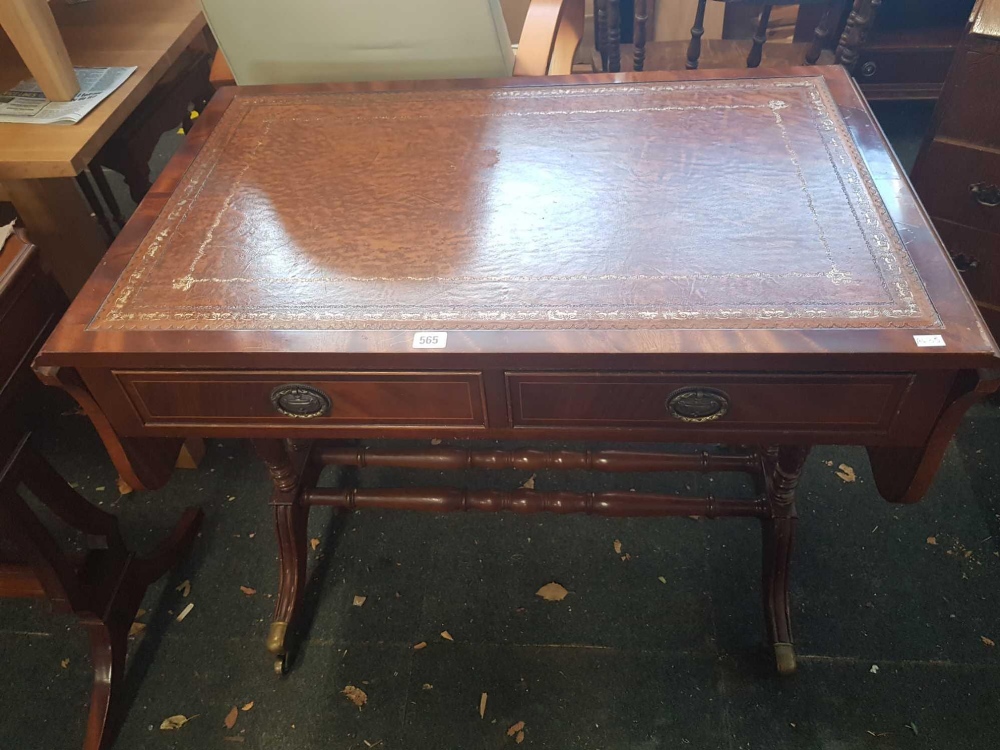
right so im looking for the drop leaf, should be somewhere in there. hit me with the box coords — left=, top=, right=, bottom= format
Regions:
left=224, top=706, right=238, bottom=730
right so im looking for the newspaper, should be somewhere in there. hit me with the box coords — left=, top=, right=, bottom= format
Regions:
left=0, top=66, right=137, bottom=125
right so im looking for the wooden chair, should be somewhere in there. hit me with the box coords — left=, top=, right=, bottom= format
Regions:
left=203, top=0, right=585, bottom=88
left=0, top=228, right=204, bottom=750
left=595, top=0, right=873, bottom=73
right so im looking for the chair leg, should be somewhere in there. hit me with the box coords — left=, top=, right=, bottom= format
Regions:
left=760, top=445, right=809, bottom=676
left=86, top=162, right=126, bottom=228
left=686, top=0, right=708, bottom=70
left=747, top=5, right=774, bottom=68
left=74, top=173, right=115, bottom=243
left=82, top=619, right=126, bottom=750
left=80, top=507, right=202, bottom=749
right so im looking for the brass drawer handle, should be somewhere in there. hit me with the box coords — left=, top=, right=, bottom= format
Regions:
left=666, top=387, right=730, bottom=423
left=270, top=384, right=331, bottom=418
left=970, top=183, right=1000, bottom=208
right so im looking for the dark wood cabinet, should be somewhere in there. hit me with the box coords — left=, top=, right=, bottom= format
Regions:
left=912, top=0, right=1000, bottom=335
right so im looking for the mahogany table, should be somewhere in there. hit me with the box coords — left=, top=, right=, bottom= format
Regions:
left=35, top=66, right=1000, bottom=676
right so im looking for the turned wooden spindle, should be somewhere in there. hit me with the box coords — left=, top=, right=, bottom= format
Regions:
left=835, top=0, right=883, bottom=72
left=304, top=486, right=768, bottom=518
left=607, top=0, right=621, bottom=73
left=747, top=4, right=774, bottom=68
left=686, top=0, right=709, bottom=70
left=595, top=0, right=609, bottom=71
left=633, top=0, right=650, bottom=72
left=317, top=445, right=761, bottom=475
left=806, top=0, right=844, bottom=65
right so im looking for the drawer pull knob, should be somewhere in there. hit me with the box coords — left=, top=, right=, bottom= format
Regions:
left=970, top=183, right=1000, bottom=208
left=271, top=384, right=331, bottom=418
left=666, top=387, right=730, bottom=423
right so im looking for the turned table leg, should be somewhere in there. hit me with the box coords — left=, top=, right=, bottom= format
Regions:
left=254, top=439, right=309, bottom=675
left=761, top=445, right=810, bottom=676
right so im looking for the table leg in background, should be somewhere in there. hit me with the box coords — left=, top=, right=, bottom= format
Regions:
left=4, top=177, right=109, bottom=298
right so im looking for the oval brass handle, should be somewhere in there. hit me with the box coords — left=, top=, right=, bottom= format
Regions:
left=666, top=387, right=730, bottom=423
left=270, top=384, right=331, bottom=418
left=970, top=183, right=1000, bottom=208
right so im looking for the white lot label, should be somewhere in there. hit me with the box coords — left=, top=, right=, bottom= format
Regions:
left=412, top=332, right=448, bottom=349
left=913, top=334, right=945, bottom=347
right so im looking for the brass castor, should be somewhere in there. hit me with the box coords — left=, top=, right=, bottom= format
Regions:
left=773, top=642, right=797, bottom=676
left=274, top=653, right=289, bottom=676
left=268, top=621, right=291, bottom=676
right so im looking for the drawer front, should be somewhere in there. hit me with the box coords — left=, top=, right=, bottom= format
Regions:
left=933, top=218, right=1000, bottom=333
left=854, top=45, right=955, bottom=97
left=507, top=372, right=912, bottom=433
left=913, top=140, right=1000, bottom=235
left=116, top=371, right=486, bottom=427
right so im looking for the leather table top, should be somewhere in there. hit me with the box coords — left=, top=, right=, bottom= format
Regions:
left=89, top=74, right=940, bottom=332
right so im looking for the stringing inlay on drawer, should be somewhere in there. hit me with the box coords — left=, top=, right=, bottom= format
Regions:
left=116, top=371, right=485, bottom=427
left=507, top=372, right=913, bottom=433
left=89, top=77, right=937, bottom=332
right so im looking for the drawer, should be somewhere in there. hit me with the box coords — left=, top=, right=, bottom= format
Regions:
left=854, top=42, right=955, bottom=99
left=912, top=140, right=1000, bottom=235
left=506, top=372, right=913, bottom=433
left=115, top=371, right=486, bottom=427
left=933, top=218, right=1000, bottom=334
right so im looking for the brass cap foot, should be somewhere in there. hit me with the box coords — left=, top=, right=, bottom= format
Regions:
left=267, top=621, right=288, bottom=655
left=773, top=642, right=797, bottom=676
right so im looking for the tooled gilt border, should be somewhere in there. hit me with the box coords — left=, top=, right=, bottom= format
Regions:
left=90, top=77, right=940, bottom=331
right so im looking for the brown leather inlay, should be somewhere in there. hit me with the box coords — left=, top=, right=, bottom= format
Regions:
left=90, top=77, right=938, bottom=331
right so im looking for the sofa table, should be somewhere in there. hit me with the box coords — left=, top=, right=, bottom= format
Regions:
left=34, top=66, right=1000, bottom=676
